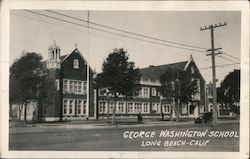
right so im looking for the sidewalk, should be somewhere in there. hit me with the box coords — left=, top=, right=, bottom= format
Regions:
left=9, top=118, right=239, bottom=135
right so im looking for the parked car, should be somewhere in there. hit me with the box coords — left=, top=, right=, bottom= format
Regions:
left=194, top=112, right=213, bottom=123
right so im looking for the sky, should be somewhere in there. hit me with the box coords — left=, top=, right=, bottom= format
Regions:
left=10, top=10, right=241, bottom=85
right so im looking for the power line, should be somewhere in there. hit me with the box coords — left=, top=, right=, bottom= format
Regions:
left=218, top=55, right=239, bottom=63
left=46, top=10, right=207, bottom=51
left=24, top=10, right=205, bottom=53
left=222, top=52, right=240, bottom=61
left=199, top=62, right=240, bottom=70
left=12, top=12, right=185, bottom=56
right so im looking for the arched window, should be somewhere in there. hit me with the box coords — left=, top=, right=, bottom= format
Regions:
left=191, top=66, right=195, bottom=74
left=73, top=59, right=79, bottom=69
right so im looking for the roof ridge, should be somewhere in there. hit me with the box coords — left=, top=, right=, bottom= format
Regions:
left=140, top=60, right=188, bottom=70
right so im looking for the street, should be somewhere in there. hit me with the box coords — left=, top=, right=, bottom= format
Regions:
left=9, top=121, right=239, bottom=151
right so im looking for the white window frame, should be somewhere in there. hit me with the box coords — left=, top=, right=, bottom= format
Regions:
left=63, top=79, right=69, bottom=92
left=191, top=66, right=195, bottom=74
left=63, top=79, right=86, bottom=95
left=151, top=88, right=157, bottom=96
left=163, top=104, right=171, bottom=113
left=99, top=101, right=107, bottom=114
left=152, top=103, right=160, bottom=113
left=127, top=102, right=134, bottom=113
left=69, top=99, right=75, bottom=115
left=143, top=87, right=150, bottom=98
left=63, top=99, right=75, bottom=116
left=73, top=59, right=79, bottom=69
left=77, top=99, right=87, bottom=115
left=143, top=103, right=149, bottom=113
left=63, top=99, right=68, bottom=115
left=117, top=101, right=125, bottom=113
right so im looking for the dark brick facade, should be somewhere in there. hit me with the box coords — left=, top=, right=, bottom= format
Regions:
left=40, top=42, right=94, bottom=121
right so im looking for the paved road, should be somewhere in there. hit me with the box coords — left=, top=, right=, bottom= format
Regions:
left=9, top=122, right=239, bottom=151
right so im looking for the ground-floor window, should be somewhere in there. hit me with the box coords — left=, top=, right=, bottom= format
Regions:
left=143, top=103, right=149, bottom=113
left=99, top=101, right=107, bottom=114
left=63, top=98, right=87, bottom=116
left=117, top=102, right=125, bottom=113
left=63, top=99, right=75, bottom=116
left=163, top=104, right=171, bottom=113
left=127, top=103, right=134, bottom=113
left=77, top=99, right=87, bottom=115
left=98, top=101, right=150, bottom=114
left=152, top=103, right=160, bottom=113
left=109, top=102, right=114, bottom=113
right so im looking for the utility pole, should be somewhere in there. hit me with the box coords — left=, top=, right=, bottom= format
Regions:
left=200, top=22, right=226, bottom=126
left=86, top=10, right=90, bottom=118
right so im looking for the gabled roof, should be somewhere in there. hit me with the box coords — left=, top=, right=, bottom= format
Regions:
left=60, top=55, right=67, bottom=61
left=61, top=48, right=95, bottom=73
left=140, top=61, right=188, bottom=81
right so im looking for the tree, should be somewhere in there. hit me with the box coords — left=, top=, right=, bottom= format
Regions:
left=10, top=52, right=46, bottom=122
left=95, top=48, right=141, bottom=125
left=217, top=69, right=240, bottom=115
left=160, top=68, right=198, bottom=122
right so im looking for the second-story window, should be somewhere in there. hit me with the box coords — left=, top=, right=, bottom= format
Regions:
left=151, top=88, right=157, bottom=96
left=143, top=87, right=150, bottom=98
left=63, top=79, right=86, bottom=94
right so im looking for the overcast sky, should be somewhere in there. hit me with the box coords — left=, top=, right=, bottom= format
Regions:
left=10, top=10, right=241, bottom=84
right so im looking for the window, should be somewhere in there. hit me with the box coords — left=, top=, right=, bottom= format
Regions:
left=163, top=104, right=171, bottom=113
left=63, top=99, right=68, bottom=115
left=77, top=100, right=82, bottom=114
left=143, top=87, right=150, bottom=98
left=138, top=89, right=142, bottom=97
left=70, top=81, right=74, bottom=93
left=63, top=80, right=68, bottom=92
left=134, top=103, right=139, bottom=113
left=134, top=103, right=142, bottom=113
left=74, top=81, right=78, bottom=93
left=109, top=102, right=114, bottom=113
left=151, top=88, right=157, bottom=96
left=118, top=102, right=125, bottom=113
left=127, top=103, right=133, bottom=113
left=139, top=103, right=142, bottom=112
left=83, top=81, right=87, bottom=94
left=73, top=59, right=79, bottom=69
left=78, top=82, right=82, bottom=94
left=63, top=99, right=75, bottom=116
left=69, top=100, right=74, bottom=115
left=152, top=103, right=160, bottom=113
left=63, top=79, right=86, bottom=94
left=83, top=100, right=87, bottom=114
left=191, top=66, right=195, bottom=74
left=99, top=101, right=106, bottom=113
left=77, top=99, right=87, bottom=115
left=143, top=103, right=149, bottom=113
left=55, top=79, right=60, bottom=90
